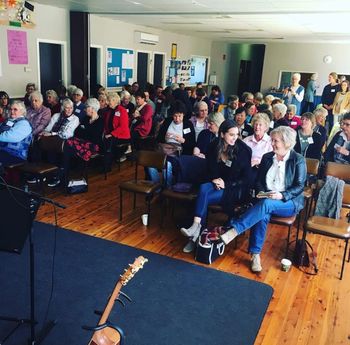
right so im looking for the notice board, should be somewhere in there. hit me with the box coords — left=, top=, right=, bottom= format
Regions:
left=106, top=47, right=134, bottom=88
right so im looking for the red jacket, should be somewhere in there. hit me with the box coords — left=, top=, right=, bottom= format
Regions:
left=104, top=105, right=130, bottom=139
left=134, top=103, right=153, bottom=137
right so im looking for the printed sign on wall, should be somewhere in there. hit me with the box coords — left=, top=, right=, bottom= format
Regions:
left=7, top=29, right=28, bottom=64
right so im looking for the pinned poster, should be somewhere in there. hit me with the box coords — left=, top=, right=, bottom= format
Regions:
left=7, top=29, right=28, bottom=64
left=122, top=53, right=134, bottom=69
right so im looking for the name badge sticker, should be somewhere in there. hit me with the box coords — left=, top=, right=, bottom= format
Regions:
left=225, top=160, right=232, bottom=167
left=75, top=108, right=81, bottom=113
left=6, top=121, right=14, bottom=127
left=115, top=111, right=121, bottom=117
left=307, top=137, right=314, bottom=144
left=291, top=121, right=297, bottom=125
left=242, top=131, right=248, bottom=136
left=183, top=128, right=191, bottom=134
left=270, top=121, right=274, bottom=128
left=331, top=89, right=335, bottom=93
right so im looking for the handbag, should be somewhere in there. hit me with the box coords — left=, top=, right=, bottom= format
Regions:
left=195, top=226, right=226, bottom=265
left=158, top=143, right=182, bottom=157
left=67, top=178, right=88, bottom=194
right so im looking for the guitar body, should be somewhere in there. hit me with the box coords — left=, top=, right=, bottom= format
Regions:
left=88, top=327, right=120, bottom=345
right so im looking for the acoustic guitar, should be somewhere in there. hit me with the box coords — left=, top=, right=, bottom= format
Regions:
left=88, top=256, right=148, bottom=345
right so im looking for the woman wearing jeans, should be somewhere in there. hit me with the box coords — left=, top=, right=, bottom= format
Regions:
left=180, top=120, right=252, bottom=253
left=220, top=126, right=306, bottom=272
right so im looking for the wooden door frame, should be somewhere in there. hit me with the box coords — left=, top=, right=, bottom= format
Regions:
left=36, top=39, right=67, bottom=92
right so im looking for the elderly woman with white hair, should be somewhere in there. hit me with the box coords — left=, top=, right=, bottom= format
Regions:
left=313, top=106, right=328, bottom=145
left=26, top=91, right=51, bottom=137
left=283, top=73, right=305, bottom=115
left=243, top=113, right=273, bottom=167
left=63, top=98, right=104, bottom=182
left=220, top=126, right=306, bottom=272
left=120, top=90, right=135, bottom=118
left=272, top=103, right=289, bottom=128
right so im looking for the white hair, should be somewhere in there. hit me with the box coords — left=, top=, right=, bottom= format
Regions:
left=29, top=91, right=43, bottom=103
left=292, top=73, right=301, bottom=81
left=85, top=98, right=100, bottom=112
left=270, top=126, right=297, bottom=150
left=273, top=103, right=287, bottom=117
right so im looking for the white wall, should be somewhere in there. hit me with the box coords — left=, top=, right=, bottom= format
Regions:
left=0, top=3, right=70, bottom=98
left=261, top=42, right=350, bottom=94
left=90, top=15, right=212, bottom=89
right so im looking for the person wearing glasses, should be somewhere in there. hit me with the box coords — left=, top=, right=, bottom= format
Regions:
left=0, top=101, right=32, bottom=166
left=324, top=113, right=350, bottom=164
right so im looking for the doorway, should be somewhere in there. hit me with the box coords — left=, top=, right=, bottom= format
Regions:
left=90, top=46, right=102, bottom=97
left=38, top=42, right=62, bottom=94
left=153, top=53, right=165, bottom=87
left=137, top=51, right=150, bottom=90
left=237, top=60, right=252, bottom=97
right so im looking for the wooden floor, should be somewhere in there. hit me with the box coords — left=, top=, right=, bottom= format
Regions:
left=35, top=161, right=350, bottom=345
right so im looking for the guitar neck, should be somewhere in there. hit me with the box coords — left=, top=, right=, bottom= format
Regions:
left=98, top=281, right=123, bottom=325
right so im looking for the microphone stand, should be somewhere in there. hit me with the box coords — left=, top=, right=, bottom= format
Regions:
left=0, top=181, right=65, bottom=345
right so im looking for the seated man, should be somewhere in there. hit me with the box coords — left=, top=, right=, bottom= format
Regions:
left=0, top=101, right=32, bottom=167
left=72, top=88, right=86, bottom=122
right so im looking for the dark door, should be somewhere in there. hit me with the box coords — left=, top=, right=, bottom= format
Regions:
left=137, top=52, right=149, bottom=90
left=237, top=60, right=252, bottom=97
left=153, top=53, right=164, bottom=87
left=39, top=42, right=62, bottom=94
left=90, top=47, right=98, bottom=96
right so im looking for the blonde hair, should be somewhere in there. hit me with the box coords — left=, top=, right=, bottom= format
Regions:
left=270, top=126, right=296, bottom=150
left=251, top=112, right=271, bottom=130
left=107, top=92, right=120, bottom=104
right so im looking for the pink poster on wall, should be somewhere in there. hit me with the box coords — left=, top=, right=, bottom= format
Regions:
left=7, top=29, right=28, bottom=64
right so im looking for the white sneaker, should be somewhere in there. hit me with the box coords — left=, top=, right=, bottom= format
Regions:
left=48, top=178, right=61, bottom=187
left=125, top=145, right=132, bottom=154
left=183, top=240, right=196, bottom=253
left=117, top=155, right=127, bottom=163
left=180, top=222, right=201, bottom=237
left=220, top=228, right=238, bottom=245
left=251, top=254, right=262, bottom=272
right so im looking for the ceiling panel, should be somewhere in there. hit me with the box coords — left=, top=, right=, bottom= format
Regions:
left=33, top=0, right=350, bottom=42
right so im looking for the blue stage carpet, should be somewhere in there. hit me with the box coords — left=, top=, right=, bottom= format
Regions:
left=0, top=222, right=273, bottom=345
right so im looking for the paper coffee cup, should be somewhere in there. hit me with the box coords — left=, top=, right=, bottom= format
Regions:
left=141, top=214, right=148, bottom=226
left=281, top=258, right=292, bottom=272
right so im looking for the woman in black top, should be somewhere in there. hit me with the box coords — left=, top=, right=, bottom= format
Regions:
left=180, top=120, right=252, bottom=253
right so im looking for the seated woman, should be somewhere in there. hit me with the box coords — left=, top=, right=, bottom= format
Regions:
left=0, top=100, right=32, bottom=167
left=39, top=98, right=80, bottom=186
left=45, top=89, right=61, bottom=116
left=284, top=104, right=301, bottom=130
left=234, top=107, right=253, bottom=139
left=157, top=100, right=195, bottom=156
left=0, top=91, right=10, bottom=122
left=332, top=80, right=350, bottom=128
left=63, top=98, right=104, bottom=182
left=294, top=112, right=323, bottom=159
left=194, top=112, right=225, bottom=158
left=324, top=112, right=350, bottom=165
left=26, top=91, right=51, bottom=138
left=102, top=92, right=130, bottom=171
left=220, top=126, right=306, bottom=272
left=272, top=103, right=289, bottom=129
left=120, top=90, right=135, bottom=118
left=23, top=82, right=36, bottom=108
left=131, top=91, right=153, bottom=149
left=313, top=107, right=327, bottom=146
left=208, top=85, right=224, bottom=112
left=180, top=120, right=252, bottom=253
left=243, top=113, right=273, bottom=180
left=244, top=101, right=256, bottom=124
left=190, top=101, right=209, bottom=141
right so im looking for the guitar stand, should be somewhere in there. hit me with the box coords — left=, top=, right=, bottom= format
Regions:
left=83, top=291, right=131, bottom=344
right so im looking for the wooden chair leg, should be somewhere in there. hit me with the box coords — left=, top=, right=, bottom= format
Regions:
left=147, top=195, right=151, bottom=226
left=286, top=224, right=292, bottom=258
left=340, top=239, right=349, bottom=280
left=119, top=188, right=123, bottom=220
left=133, top=193, right=136, bottom=209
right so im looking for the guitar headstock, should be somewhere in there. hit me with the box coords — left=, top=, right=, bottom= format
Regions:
left=120, top=256, right=148, bottom=286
